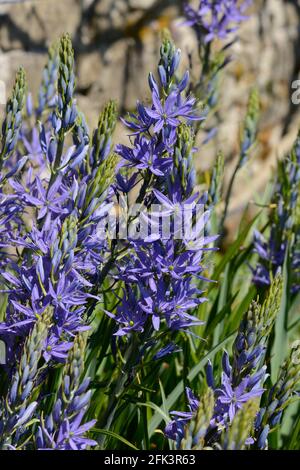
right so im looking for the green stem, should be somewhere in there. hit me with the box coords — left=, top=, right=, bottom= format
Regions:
left=220, top=163, right=240, bottom=231
left=96, top=321, right=152, bottom=447
left=96, top=335, right=140, bottom=447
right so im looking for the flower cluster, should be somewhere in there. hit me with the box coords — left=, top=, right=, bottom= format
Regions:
left=0, top=309, right=52, bottom=449
left=184, top=0, right=252, bottom=43
left=0, top=34, right=117, bottom=449
left=254, top=341, right=300, bottom=449
left=111, top=37, right=217, bottom=338
left=0, top=2, right=300, bottom=451
left=165, top=275, right=282, bottom=448
left=0, top=35, right=118, bottom=369
left=0, top=30, right=216, bottom=450
left=182, top=1, right=255, bottom=202
left=0, top=67, right=26, bottom=167
left=36, top=334, right=96, bottom=450
left=0, top=68, right=27, bottom=270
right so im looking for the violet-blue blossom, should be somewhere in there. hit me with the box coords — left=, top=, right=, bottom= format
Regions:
left=165, top=388, right=200, bottom=443
left=184, top=0, right=252, bottom=43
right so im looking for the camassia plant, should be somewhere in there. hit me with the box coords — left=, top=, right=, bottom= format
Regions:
left=0, top=1, right=300, bottom=451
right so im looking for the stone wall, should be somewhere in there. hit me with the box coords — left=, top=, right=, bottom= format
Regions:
left=0, top=0, right=182, bottom=123
left=1, top=0, right=300, bottom=226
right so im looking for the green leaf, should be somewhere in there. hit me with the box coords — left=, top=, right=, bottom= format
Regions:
left=211, top=212, right=261, bottom=286
left=213, top=262, right=230, bottom=345
left=288, top=404, right=300, bottom=450
left=137, top=401, right=171, bottom=426
left=0, top=294, right=7, bottom=322
left=92, top=428, right=139, bottom=450
left=271, top=247, right=290, bottom=382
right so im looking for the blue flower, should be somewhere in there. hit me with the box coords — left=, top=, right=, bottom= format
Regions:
left=52, top=413, right=97, bottom=450
left=165, top=388, right=199, bottom=442
left=215, top=372, right=264, bottom=423
left=116, top=136, right=172, bottom=176
left=145, top=87, right=203, bottom=135
left=184, top=0, right=252, bottom=43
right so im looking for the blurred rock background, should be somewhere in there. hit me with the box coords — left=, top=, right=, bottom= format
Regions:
left=1, top=0, right=300, bottom=230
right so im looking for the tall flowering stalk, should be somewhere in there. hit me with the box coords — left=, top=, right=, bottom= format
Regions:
left=206, top=274, right=282, bottom=438
left=179, top=388, right=215, bottom=450
left=36, top=334, right=97, bottom=450
left=253, top=133, right=300, bottom=292
left=220, top=87, right=260, bottom=229
left=112, top=36, right=216, bottom=338
left=254, top=342, right=300, bottom=449
left=50, top=33, right=78, bottom=175
left=0, top=308, right=51, bottom=449
left=37, top=42, right=59, bottom=117
left=90, top=100, right=117, bottom=171
left=183, top=1, right=252, bottom=136
left=165, top=274, right=282, bottom=447
left=95, top=36, right=218, bottom=444
left=183, top=1, right=255, bottom=229
left=0, top=32, right=119, bottom=450
left=107, top=35, right=216, bottom=335
left=184, top=1, right=252, bottom=43
left=0, top=30, right=118, bottom=367
left=0, top=68, right=26, bottom=170
left=0, top=7, right=300, bottom=450
left=0, top=68, right=27, bottom=283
